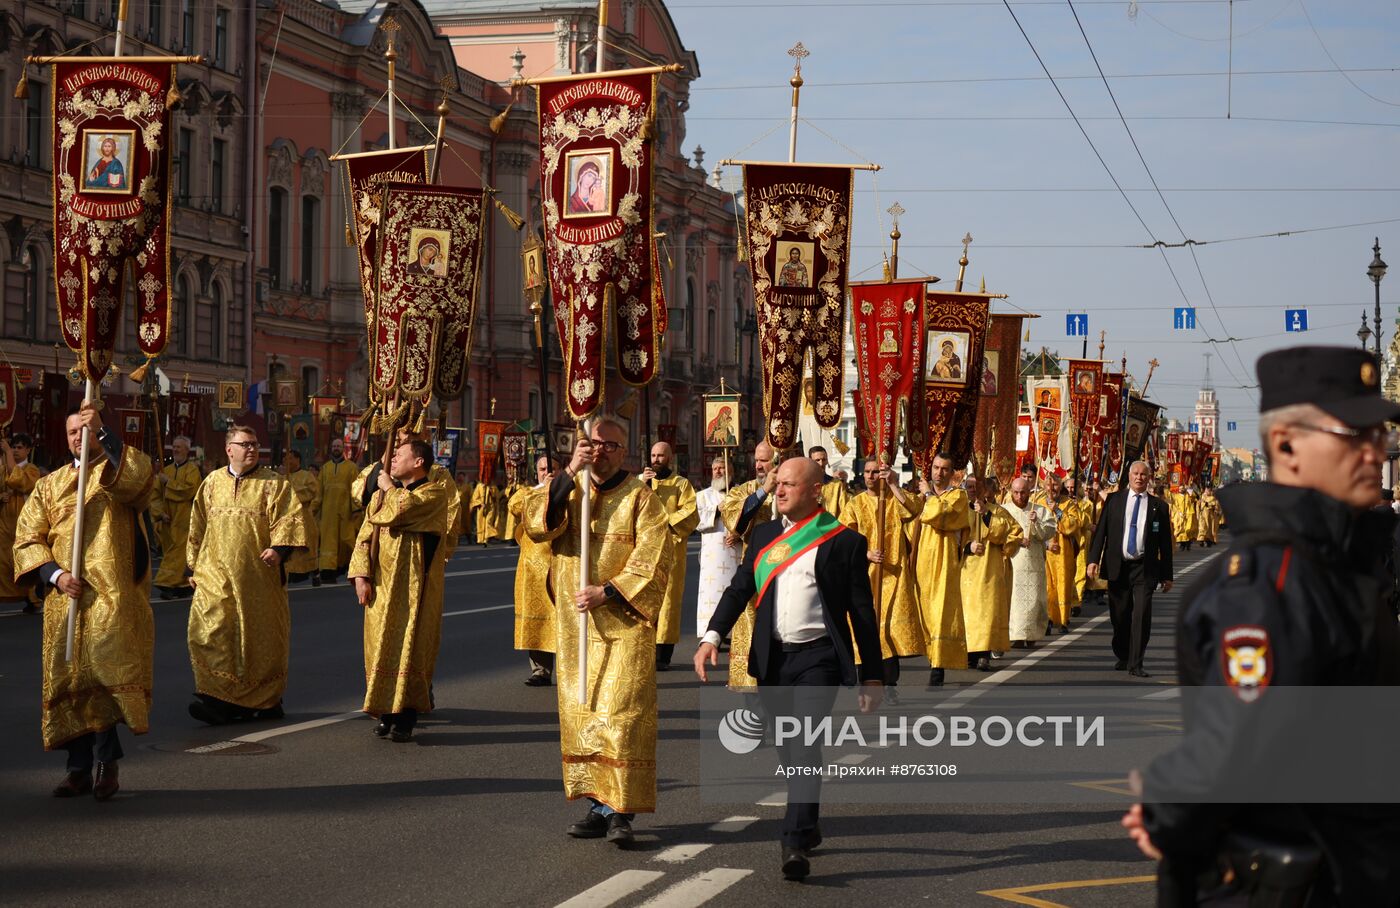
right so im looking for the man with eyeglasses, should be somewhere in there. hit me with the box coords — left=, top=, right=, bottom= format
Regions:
left=186, top=425, right=309, bottom=725
left=1124, top=345, right=1400, bottom=903
left=525, top=416, right=671, bottom=846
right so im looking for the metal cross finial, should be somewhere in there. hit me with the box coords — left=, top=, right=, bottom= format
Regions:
left=962, top=232, right=973, bottom=254
left=788, top=42, right=809, bottom=74
left=887, top=201, right=905, bottom=230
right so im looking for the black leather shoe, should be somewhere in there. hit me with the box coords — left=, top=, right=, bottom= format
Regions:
left=254, top=702, right=284, bottom=720
left=926, top=668, right=944, bottom=690
left=975, top=657, right=992, bottom=672
left=188, top=699, right=230, bottom=726
left=781, top=846, right=810, bottom=881
left=606, top=813, right=634, bottom=845
left=801, top=825, right=823, bottom=852
left=93, top=761, right=119, bottom=801
left=53, top=770, right=93, bottom=797
left=524, top=671, right=552, bottom=687
left=884, top=687, right=900, bottom=707
left=1128, top=667, right=1151, bottom=678
left=372, top=720, right=391, bottom=738
left=389, top=728, right=413, bottom=743
left=1114, top=660, right=1127, bottom=671
left=568, top=808, right=608, bottom=839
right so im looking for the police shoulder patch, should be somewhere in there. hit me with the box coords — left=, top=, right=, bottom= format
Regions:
left=1221, top=624, right=1272, bottom=702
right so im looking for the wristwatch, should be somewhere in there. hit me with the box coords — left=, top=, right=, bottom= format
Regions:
left=602, top=581, right=620, bottom=602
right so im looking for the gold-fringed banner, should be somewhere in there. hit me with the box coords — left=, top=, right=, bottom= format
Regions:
left=972, top=313, right=1026, bottom=484
left=914, top=291, right=989, bottom=474
left=372, top=182, right=486, bottom=406
left=477, top=419, right=508, bottom=484
left=741, top=163, right=854, bottom=451
left=336, top=145, right=431, bottom=331
left=0, top=366, right=15, bottom=429
left=1123, top=395, right=1161, bottom=467
left=536, top=68, right=662, bottom=421
left=1098, top=371, right=1126, bottom=482
left=52, top=59, right=179, bottom=378
left=1025, top=375, right=1072, bottom=477
left=850, top=280, right=925, bottom=462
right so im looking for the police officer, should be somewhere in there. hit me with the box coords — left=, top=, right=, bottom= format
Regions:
left=1122, top=345, right=1400, bottom=905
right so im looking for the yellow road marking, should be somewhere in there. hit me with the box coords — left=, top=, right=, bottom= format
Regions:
left=979, top=874, right=1156, bottom=907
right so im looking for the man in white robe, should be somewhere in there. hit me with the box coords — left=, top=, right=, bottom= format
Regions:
left=1004, top=476, right=1057, bottom=648
left=695, top=456, right=740, bottom=637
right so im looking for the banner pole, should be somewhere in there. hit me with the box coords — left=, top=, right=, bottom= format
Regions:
left=786, top=43, right=807, bottom=162
left=595, top=0, right=607, bottom=74
left=383, top=18, right=399, bottom=150
left=577, top=418, right=593, bottom=706
left=113, top=0, right=130, bottom=55
left=65, top=376, right=99, bottom=662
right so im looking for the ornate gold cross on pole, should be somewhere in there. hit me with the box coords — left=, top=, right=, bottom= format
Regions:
left=887, top=201, right=904, bottom=280
left=382, top=16, right=401, bottom=149
left=787, top=42, right=808, bottom=162
left=955, top=232, right=972, bottom=291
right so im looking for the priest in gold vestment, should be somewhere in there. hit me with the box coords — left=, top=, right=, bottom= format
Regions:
left=14, top=405, right=155, bottom=798
left=718, top=440, right=778, bottom=691
left=349, top=438, right=453, bottom=742
left=1034, top=475, right=1084, bottom=634
left=914, top=452, right=972, bottom=687
left=808, top=445, right=849, bottom=517
left=455, top=471, right=476, bottom=543
left=471, top=478, right=503, bottom=546
left=283, top=449, right=321, bottom=584
left=513, top=455, right=557, bottom=686
left=961, top=476, right=1024, bottom=671
left=0, top=433, right=43, bottom=605
left=1170, top=486, right=1199, bottom=551
left=525, top=417, right=671, bottom=844
left=186, top=425, right=308, bottom=724
left=642, top=441, right=698, bottom=671
left=152, top=435, right=200, bottom=599
left=838, top=461, right=926, bottom=696
left=318, top=439, right=358, bottom=582
left=1196, top=487, right=1221, bottom=546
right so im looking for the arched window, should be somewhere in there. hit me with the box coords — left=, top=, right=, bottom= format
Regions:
left=268, top=187, right=288, bottom=288
left=300, top=195, right=320, bottom=293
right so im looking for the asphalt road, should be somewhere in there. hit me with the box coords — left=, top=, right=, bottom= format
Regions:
left=0, top=536, right=1224, bottom=907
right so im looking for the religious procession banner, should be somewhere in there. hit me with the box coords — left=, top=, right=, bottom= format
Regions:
left=1033, top=405, right=1062, bottom=473
left=1024, top=375, right=1072, bottom=477
left=169, top=391, right=201, bottom=444
left=335, top=145, right=431, bottom=327
left=1014, top=413, right=1034, bottom=476
left=1067, top=358, right=1104, bottom=477
left=477, top=419, right=508, bottom=483
left=536, top=69, right=663, bottom=421
left=371, top=182, right=486, bottom=416
left=972, top=313, right=1027, bottom=482
left=702, top=394, right=740, bottom=449
left=1098, top=372, right=1126, bottom=482
left=741, top=163, right=854, bottom=451
left=850, top=279, right=926, bottom=462
left=503, top=430, right=529, bottom=482
left=1179, top=434, right=1198, bottom=487
left=51, top=59, right=179, bottom=378
left=116, top=408, right=146, bottom=452
left=0, top=366, right=15, bottom=429
left=1123, top=395, right=1161, bottom=466
left=914, top=291, right=990, bottom=473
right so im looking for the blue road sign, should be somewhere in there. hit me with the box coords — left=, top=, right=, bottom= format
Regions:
left=1066, top=313, right=1088, bottom=336
left=1173, top=307, right=1196, bottom=330
left=1227, top=421, right=1237, bottom=431
left=1285, top=309, right=1308, bottom=332
left=1189, top=422, right=1199, bottom=433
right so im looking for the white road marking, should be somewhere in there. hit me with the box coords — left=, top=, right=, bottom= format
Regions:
left=708, top=815, right=758, bottom=833
left=442, top=603, right=513, bottom=617
left=653, top=843, right=713, bottom=863
left=185, top=740, right=241, bottom=754
left=756, top=791, right=786, bottom=807
left=442, top=567, right=516, bottom=578
left=553, top=870, right=666, bottom=908
left=1142, top=687, right=1181, bottom=700
left=636, top=869, right=753, bottom=908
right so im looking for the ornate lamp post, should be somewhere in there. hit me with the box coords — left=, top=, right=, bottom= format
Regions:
left=1368, top=237, right=1387, bottom=358
left=1358, top=314, right=1373, bottom=351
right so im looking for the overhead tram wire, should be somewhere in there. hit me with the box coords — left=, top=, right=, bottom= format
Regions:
left=1066, top=0, right=1257, bottom=402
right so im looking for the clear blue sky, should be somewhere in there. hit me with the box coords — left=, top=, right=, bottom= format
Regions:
left=667, top=0, right=1400, bottom=449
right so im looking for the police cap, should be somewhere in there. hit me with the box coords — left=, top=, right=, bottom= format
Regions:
left=1257, top=345, right=1400, bottom=427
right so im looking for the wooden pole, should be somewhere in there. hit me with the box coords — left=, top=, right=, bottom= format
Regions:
left=576, top=417, right=593, bottom=706
left=65, top=377, right=100, bottom=662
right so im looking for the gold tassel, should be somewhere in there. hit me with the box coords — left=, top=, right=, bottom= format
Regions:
left=345, top=223, right=354, bottom=246
left=881, top=255, right=891, bottom=283
left=14, top=69, right=29, bottom=101
left=128, top=355, right=154, bottom=383
left=494, top=197, right=525, bottom=232
left=166, top=81, right=183, bottom=111
left=489, top=100, right=514, bottom=135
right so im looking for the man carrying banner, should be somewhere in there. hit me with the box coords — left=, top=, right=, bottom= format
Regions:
left=807, top=446, right=849, bottom=517
left=153, top=435, right=200, bottom=599
left=641, top=441, right=698, bottom=671
left=318, top=438, right=357, bottom=584
left=14, top=404, right=156, bottom=799
left=915, top=452, right=972, bottom=687
left=720, top=440, right=778, bottom=690
left=1037, top=475, right=1085, bottom=635
left=512, top=454, right=558, bottom=686
left=349, top=438, right=452, bottom=742
left=283, top=449, right=321, bottom=584
left=525, top=416, right=671, bottom=844
left=186, top=425, right=308, bottom=725
left=962, top=476, right=1024, bottom=671
left=695, top=455, right=740, bottom=638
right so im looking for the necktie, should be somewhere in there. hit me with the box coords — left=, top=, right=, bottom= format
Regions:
left=1127, top=494, right=1142, bottom=557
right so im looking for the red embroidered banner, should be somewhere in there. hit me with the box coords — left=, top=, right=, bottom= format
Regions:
left=372, top=182, right=486, bottom=407
left=477, top=419, right=508, bottom=484
left=1034, top=406, right=1062, bottom=476
left=1014, top=413, right=1034, bottom=476
left=914, top=292, right=990, bottom=473
left=1123, top=395, right=1160, bottom=467
left=52, top=60, right=178, bottom=378
left=741, top=163, right=854, bottom=451
left=337, top=146, right=430, bottom=328
left=169, top=392, right=201, bottom=445
left=0, top=366, right=15, bottom=429
left=536, top=69, right=662, bottom=421
left=972, top=313, right=1025, bottom=484
left=1179, top=433, right=1197, bottom=486
left=116, top=408, right=146, bottom=452
left=1097, top=372, right=1125, bottom=481
left=503, top=430, right=529, bottom=482
left=850, top=280, right=925, bottom=463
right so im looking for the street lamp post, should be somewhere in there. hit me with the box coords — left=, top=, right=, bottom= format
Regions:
left=1368, top=237, right=1387, bottom=359
left=1358, top=313, right=1373, bottom=350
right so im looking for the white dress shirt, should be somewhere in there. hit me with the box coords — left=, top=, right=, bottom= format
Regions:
left=703, top=514, right=828, bottom=647
left=1121, top=490, right=1150, bottom=561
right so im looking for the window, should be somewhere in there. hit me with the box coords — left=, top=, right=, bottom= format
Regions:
left=177, top=128, right=193, bottom=204
left=209, top=283, right=224, bottom=359
left=176, top=276, right=193, bottom=356
left=213, top=9, right=229, bottom=69
left=300, top=196, right=320, bottom=292
left=706, top=308, right=717, bottom=358
left=23, top=83, right=46, bottom=168
left=22, top=246, right=43, bottom=339
left=685, top=279, right=696, bottom=351
left=181, top=0, right=195, bottom=52
left=211, top=139, right=226, bottom=214
left=268, top=187, right=288, bottom=288
left=148, top=0, right=163, bottom=39
left=302, top=365, right=320, bottom=399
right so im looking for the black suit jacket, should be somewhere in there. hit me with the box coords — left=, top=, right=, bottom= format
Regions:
left=706, top=518, right=884, bottom=686
left=1088, top=489, right=1174, bottom=586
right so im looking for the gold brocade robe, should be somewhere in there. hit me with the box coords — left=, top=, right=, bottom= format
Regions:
left=456, top=480, right=475, bottom=539
left=0, top=462, right=42, bottom=600
left=719, top=478, right=772, bottom=690
left=318, top=458, right=359, bottom=571
left=525, top=473, right=671, bottom=814
left=1068, top=498, right=1096, bottom=600
left=471, top=483, right=503, bottom=544
left=1197, top=495, right=1222, bottom=543
left=960, top=503, right=1024, bottom=652
left=510, top=484, right=555, bottom=652
left=285, top=468, right=321, bottom=575
left=1086, top=498, right=1108, bottom=592
left=1171, top=491, right=1198, bottom=543
left=14, top=448, right=156, bottom=749
left=820, top=478, right=849, bottom=519
left=838, top=490, right=926, bottom=660
left=502, top=483, right=525, bottom=541
left=1034, top=494, right=1084, bottom=628
left=153, top=460, right=201, bottom=589
left=187, top=468, right=308, bottom=709
left=650, top=473, right=698, bottom=647
left=914, top=487, right=972, bottom=667
left=348, top=473, right=453, bottom=718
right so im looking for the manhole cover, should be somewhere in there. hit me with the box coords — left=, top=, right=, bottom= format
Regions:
left=150, top=740, right=279, bottom=756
